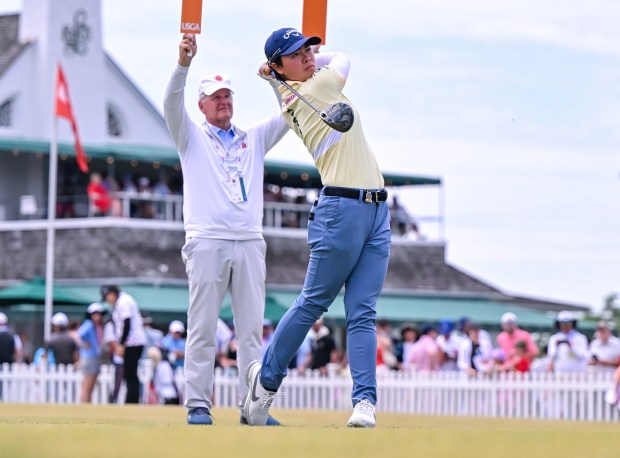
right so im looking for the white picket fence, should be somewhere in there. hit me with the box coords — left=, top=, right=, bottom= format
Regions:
left=1, top=363, right=618, bottom=422
left=0, top=363, right=116, bottom=405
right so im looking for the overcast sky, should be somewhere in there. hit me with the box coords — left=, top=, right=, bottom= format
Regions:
left=3, top=0, right=619, bottom=311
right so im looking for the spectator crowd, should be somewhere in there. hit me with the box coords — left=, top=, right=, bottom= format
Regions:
left=373, top=311, right=620, bottom=376
left=371, top=310, right=620, bottom=409
left=2, top=308, right=620, bottom=409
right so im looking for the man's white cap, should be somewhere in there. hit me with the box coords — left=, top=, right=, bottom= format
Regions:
left=87, top=303, right=105, bottom=315
left=198, top=73, right=234, bottom=97
left=0, top=312, right=7, bottom=325
left=501, top=312, right=518, bottom=324
left=51, top=312, right=69, bottom=327
left=169, top=320, right=185, bottom=334
left=556, top=310, right=576, bottom=323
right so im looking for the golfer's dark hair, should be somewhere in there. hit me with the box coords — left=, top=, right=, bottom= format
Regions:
left=269, top=60, right=286, bottom=82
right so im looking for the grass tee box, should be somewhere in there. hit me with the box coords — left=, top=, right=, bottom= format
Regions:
left=0, top=404, right=619, bottom=458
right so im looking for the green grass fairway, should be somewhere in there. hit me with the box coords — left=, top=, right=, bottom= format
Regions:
left=0, top=404, right=618, bottom=458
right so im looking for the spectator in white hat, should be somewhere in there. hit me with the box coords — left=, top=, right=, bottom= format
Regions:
left=589, top=321, right=620, bottom=372
left=162, top=320, right=186, bottom=370
left=46, top=312, right=79, bottom=366
left=0, top=312, right=23, bottom=365
left=547, top=310, right=589, bottom=373
left=78, top=303, right=107, bottom=403
left=496, top=312, right=539, bottom=363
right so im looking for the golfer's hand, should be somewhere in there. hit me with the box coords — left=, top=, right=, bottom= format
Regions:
left=257, top=62, right=276, bottom=81
left=115, top=345, right=125, bottom=358
left=179, top=34, right=197, bottom=66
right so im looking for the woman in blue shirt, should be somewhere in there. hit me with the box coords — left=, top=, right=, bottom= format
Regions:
left=78, top=303, right=106, bottom=403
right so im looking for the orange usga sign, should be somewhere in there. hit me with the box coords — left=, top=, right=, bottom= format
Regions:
left=302, top=0, right=328, bottom=45
left=181, top=0, right=203, bottom=33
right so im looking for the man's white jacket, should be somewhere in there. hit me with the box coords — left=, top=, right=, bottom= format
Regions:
left=164, top=64, right=289, bottom=240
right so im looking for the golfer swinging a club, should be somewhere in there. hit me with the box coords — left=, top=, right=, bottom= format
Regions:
left=244, top=28, right=391, bottom=428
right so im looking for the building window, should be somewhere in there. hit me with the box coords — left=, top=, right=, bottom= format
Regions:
left=0, top=99, right=11, bottom=127
left=107, top=105, right=123, bottom=137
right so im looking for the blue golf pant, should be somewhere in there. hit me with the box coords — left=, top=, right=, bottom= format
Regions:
left=261, top=188, right=391, bottom=406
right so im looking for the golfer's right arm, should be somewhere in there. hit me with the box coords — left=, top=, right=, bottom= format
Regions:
left=163, top=34, right=198, bottom=153
left=314, top=52, right=350, bottom=80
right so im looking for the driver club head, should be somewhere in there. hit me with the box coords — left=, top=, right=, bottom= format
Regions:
left=320, top=102, right=354, bottom=133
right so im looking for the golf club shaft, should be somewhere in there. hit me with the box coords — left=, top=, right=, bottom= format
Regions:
left=273, top=72, right=322, bottom=116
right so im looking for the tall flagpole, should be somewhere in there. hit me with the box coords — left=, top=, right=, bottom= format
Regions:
left=43, top=73, right=59, bottom=343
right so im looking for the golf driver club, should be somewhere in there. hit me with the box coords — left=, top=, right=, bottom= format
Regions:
left=272, top=72, right=354, bottom=133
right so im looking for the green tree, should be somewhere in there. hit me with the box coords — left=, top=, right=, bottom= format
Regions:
left=601, top=293, right=620, bottom=326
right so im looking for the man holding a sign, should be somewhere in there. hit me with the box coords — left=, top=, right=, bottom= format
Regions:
left=163, top=33, right=288, bottom=426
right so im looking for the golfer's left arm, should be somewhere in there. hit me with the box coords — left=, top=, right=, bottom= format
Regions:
left=257, top=63, right=284, bottom=107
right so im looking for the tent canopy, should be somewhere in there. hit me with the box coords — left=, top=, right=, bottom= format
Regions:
left=269, top=292, right=559, bottom=329
left=0, top=278, right=93, bottom=306
left=263, top=159, right=441, bottom=188
left=2, top=282, right=591, bottom=330
left=3, top=283, right=579, bottom=329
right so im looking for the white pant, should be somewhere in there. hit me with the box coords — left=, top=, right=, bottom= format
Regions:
left=182, top=237, right=266, bottom=410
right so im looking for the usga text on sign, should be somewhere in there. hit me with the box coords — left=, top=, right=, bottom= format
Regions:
left=182, top=23, right=200, bottom=32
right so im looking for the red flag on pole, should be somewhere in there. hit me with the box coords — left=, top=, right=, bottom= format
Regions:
left=55, top=64, right=88, bottom=173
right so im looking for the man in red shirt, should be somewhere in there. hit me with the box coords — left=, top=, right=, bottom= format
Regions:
left=87, top=172, right=111, bottom=216
left=496, top=312, right=539, bottom=362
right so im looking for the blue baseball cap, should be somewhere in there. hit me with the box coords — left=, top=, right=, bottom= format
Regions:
left=264, top=28, right=321, bottom=64
left=457, top=316, right=470, bottom=331
left=439, top=320, right=454, bottom=335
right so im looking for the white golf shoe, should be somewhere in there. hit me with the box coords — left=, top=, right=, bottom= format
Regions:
left=243, top=360, right=278, bottom=426
left=347, top=399, right=376, bottom=428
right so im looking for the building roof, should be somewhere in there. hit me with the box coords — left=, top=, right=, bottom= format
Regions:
left=0, top=14, right=30, bottom=78
left=104, top=53, right=169, bottom=132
